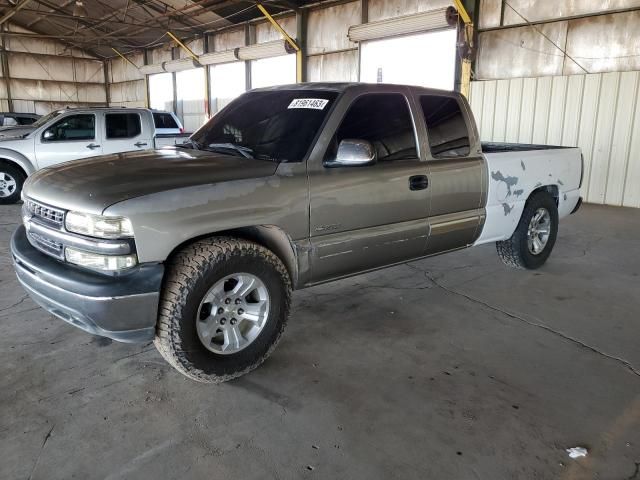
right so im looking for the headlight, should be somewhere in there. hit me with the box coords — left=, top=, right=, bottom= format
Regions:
left=65, top=247, right=137, bottom=271
left=65, top=211, right=134, bottom=238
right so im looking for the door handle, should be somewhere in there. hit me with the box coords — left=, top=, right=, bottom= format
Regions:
left=86, top=143, right=100, bottom=150
left=134, top=142, right=148, bottom=147
left=409, top=175, right=429, bottom=191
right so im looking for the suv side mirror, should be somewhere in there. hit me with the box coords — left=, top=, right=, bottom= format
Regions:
left=43, top=130, right=54, bottom=140
left=325, top=139, right=376, bottom=167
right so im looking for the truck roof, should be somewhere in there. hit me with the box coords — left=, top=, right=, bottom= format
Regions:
left=252, top=82, right=462, bottom=97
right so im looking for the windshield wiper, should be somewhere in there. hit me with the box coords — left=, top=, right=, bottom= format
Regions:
left=206, top=143, right=254, bottom=159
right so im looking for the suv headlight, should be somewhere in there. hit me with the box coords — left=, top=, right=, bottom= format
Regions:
left=65, top=211, right=134, bottom=238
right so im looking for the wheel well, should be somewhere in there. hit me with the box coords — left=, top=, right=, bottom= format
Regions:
left=0, top=158, right=27, bottom=178
left=529, top=184, right=559, bottom=206
left=165, top=226, right=299, bottom=286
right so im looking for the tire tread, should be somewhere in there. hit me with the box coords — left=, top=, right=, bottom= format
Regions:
left=154, top=237, right=291, bottom=383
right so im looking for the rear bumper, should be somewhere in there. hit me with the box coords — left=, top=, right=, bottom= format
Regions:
left=11, top=225, right=163, bottom=343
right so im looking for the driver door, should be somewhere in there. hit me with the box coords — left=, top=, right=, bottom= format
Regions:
left=307, top=91, right=430, bottom=283
left=35, top=113, right=103, bottom=169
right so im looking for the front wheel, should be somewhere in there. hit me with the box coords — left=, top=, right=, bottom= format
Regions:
left=0, top=164, right=25, bottom=205
left=496, top=191, right=559, bottom=269
left=155, top=237, right=292, bottom=383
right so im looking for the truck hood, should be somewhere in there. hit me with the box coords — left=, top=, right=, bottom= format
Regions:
left=24, top=148, right=280, bottom=214
left=0, top=126, right=35, bottom=138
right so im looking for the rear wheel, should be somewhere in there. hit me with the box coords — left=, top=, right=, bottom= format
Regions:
left=155, top=237, right=291, bottom=383
left=496, top=191, right=558, bottom=269
left=0, top=163, right=25, bottom=205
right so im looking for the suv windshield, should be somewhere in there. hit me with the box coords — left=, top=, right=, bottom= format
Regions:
left=30, top=110, right=63, bottom=128
left=190, top=90, right=339, bottom=162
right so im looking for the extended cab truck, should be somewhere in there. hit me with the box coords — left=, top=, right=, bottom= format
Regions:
left=11, top=83, right=583, bottom=383
left=0, top=108, right=186, bottom=203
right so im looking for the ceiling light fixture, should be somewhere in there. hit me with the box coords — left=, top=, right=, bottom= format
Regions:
left=73, top=0, right=88, bottom=18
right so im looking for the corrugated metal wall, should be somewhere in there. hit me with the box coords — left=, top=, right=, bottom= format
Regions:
left=469, top=72, right=640, bottom=208
left=0, top=23, right=107, bottom=113
left=108, top=52, right=145, bottom=108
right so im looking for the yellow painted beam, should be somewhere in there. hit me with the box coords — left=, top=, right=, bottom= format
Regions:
left=111, top=48, right=139, bottom=69
left=167, top=31, right=199, bottom=61
left=256, top=4, right=300, bottom=52
left=453, top=0, right=472, bottom=25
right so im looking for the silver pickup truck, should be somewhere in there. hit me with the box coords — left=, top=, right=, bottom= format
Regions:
left=0, top=107, right=186, bottom=204
left=11, top=83, right=583, bottom=383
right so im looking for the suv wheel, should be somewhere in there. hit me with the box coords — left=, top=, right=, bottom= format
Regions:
left=155, top=237, right=291, bottom=383
left=0, top=164, right=25, bottom=204
left=496, top=191, right=559, bottom=269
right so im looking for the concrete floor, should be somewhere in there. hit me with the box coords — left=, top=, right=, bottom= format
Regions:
left=1, top=202, right=639, bottom=480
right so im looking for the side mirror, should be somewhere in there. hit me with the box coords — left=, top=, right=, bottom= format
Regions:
left=326, top=139, right=376, bottom=167
left=43, top=130, right=54, bottom=140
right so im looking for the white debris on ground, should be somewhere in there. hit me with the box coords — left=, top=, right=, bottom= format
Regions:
left=566, top=447, right=588, bottom=459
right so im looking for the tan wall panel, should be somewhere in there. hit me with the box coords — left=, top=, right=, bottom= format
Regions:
left=255, top=16, right=296, bottom=44
left=307, top=2, right=360, bottom=55
left=367, top=0, right=451, bottom=22
left=307, top=50, right=358, bottom=82
left=110, top=52, right=144, bottom=83
left=213, top=28, right=245, bottom=51
left=8, top=54, right=104, bottom=83
left=109, top=80, right=145, bottom=104
left=10, top=79, right=106, bottom=104
left=476, top=23, right=568, bottom=80
left=563, top=11, right=640, bottom=75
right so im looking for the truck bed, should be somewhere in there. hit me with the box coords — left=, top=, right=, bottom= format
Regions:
left=474, top=145, right=582, bottom=246
left=482, top=142, right=572, bottom=153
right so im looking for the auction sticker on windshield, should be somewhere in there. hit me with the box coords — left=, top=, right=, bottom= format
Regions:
left=288, top=98, right=329, bottom=110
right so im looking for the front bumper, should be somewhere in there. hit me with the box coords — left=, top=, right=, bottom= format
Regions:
left=11, top=225, right=163, bottom=343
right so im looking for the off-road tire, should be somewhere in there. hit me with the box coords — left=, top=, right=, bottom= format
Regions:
left=155, top=237, right=292, bottom=383
left=496, top=191, right=559, bottom=270
left=0, top=163, right=25, bottom=205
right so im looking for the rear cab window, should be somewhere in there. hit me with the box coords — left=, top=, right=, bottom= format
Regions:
left=106, top=113, right=142, bottom=139
left=153, top=113, right=179, bottom=129
left=420, top=95, right=471, bottom=158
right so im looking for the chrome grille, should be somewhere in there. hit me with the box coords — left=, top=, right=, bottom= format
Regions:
left=25, top=199, right=65, bottom=226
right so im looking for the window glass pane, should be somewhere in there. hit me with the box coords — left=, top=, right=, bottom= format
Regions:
left=43, top=114, right=95, bottom=141
left=210, top=62, right=246, bottom=113
left=420, top=96, right=470, bottom=158
left=3, top=117, right=18, bottom=126
left=250, top=55, right=296, bottom=89
left=360, top=30, right=457, bottom=90
left=153, top=113, right=178, bottom=129
left=149, top=72, right=174, bottom=111
left=176, top=68, right=206, bottom=132
left=191, top=90, right=337, bottom=163
left=331, top=94, right=417, bottom=162
left=17, top=116, right=37, bottom=125
left=106, top=113, right=142, bottom=139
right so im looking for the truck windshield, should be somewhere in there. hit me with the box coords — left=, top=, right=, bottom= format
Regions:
left=190, top=90, right=339, bottom=162
left=30, top=110, right=63, bottom=128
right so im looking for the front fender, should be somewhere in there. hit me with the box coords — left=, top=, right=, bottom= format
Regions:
left=0, top=148, right=36, bottom=175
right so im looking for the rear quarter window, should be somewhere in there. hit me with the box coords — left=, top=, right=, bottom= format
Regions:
left=154, top=113, right=179, bottom=129
left=420, top=95, right=471, bottom=158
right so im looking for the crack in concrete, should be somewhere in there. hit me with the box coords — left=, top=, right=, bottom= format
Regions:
left=627, top=462, right=640, bottom=480
left=0, top=294, right=28, bottom=312
left=28, top=424, right=54, bottom=480
left=405, top=263, right=640, bottom=378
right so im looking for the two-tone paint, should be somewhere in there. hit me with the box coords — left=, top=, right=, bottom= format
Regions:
left=14, top=82, right=583, bottom=342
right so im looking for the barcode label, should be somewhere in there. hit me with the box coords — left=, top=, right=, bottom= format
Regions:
left=288, top=98, right=329, bottom=110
